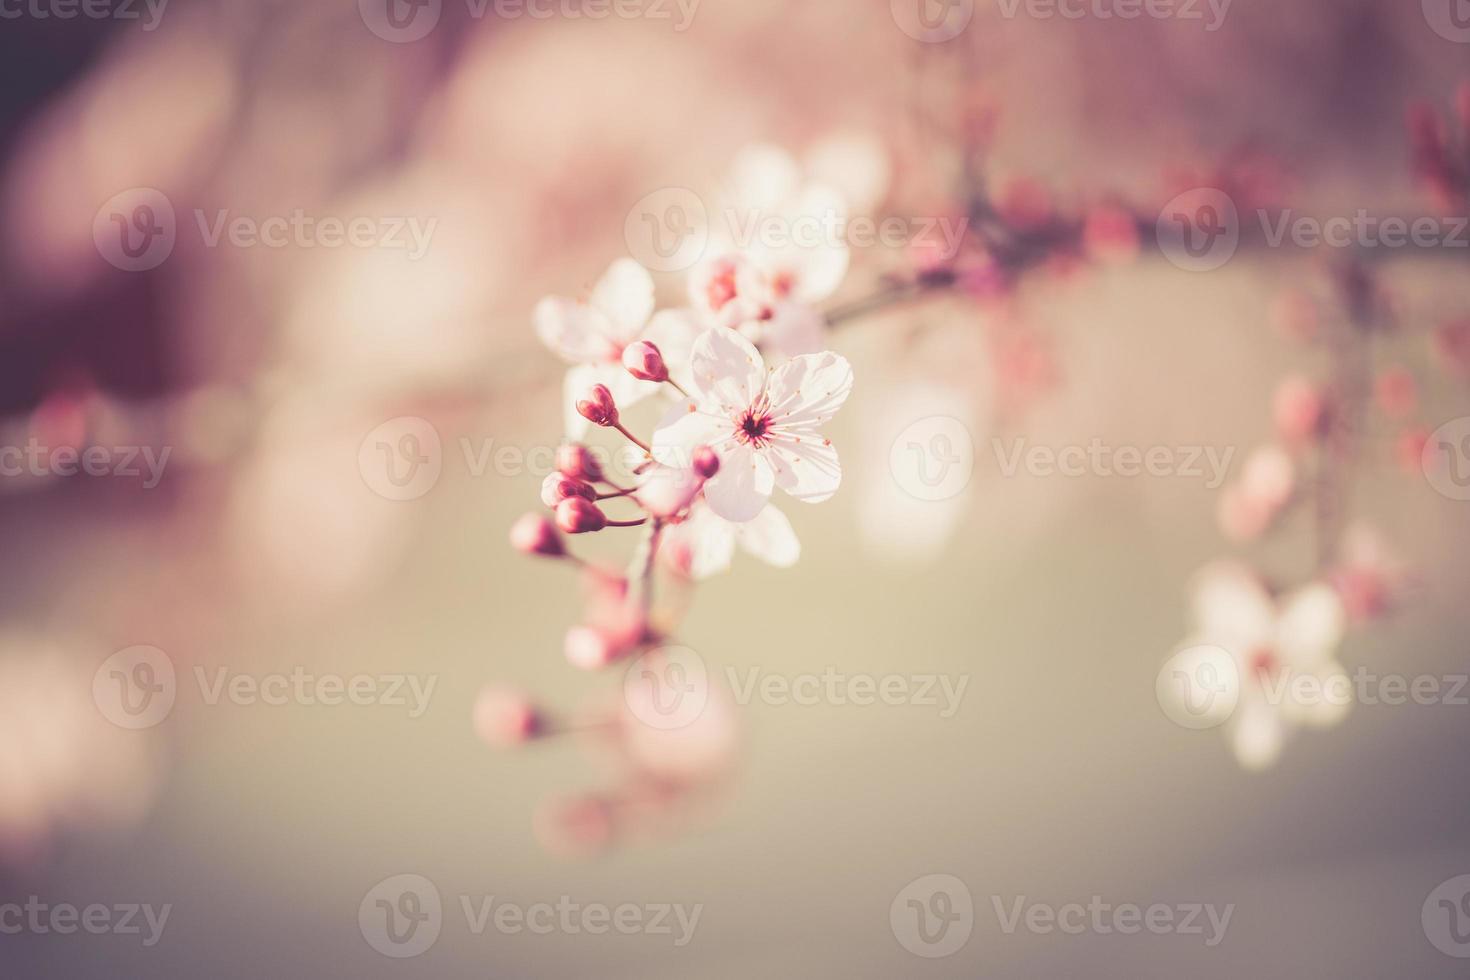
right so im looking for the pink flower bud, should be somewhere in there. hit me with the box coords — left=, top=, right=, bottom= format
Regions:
left=692, top=445, right=720, bottom=479
left=556, top=496, right=607, bottom=534
left=472, top=686, right=539, bottom=747
left=540, top=472, right=596, bottom=508
left=622, top=341, right=669, bottom=383
left=1272, top=375, right=1324, bottom=443
left=1082, top=205, right=1140, bottom=265
left=509, top=513, right=564, bottom=557
left=576, top=384, right=619, bottom=427
left=557, top=444, right=604, bottom=482
left=564, top=626, right=632, bottom=671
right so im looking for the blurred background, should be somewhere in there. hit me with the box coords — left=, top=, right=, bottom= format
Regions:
left=1, top=0, right=1469, bottom=976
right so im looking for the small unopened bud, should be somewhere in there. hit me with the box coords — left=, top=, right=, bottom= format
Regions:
left=1272, top=375, right=1325, bottom=443
left=622, top=340, right=669, bottom=383
left=576, top=384, right=619, bottom=427
left=564, top=626, right=633, bottom=671
left=556, top=496, right=607, bottom=534
left=472, top=686, right=540, bottom=747
left=541, top=472, right=596, bottom=508
left=510, top=513, right=564, bottom=557
left=557, top=444, right=604, bottom=482
left=692, top=445, right=720, bottom=479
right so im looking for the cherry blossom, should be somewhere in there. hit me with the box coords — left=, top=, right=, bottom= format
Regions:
left=662, top=502, right=801, bottom=579
left=535, top=258, right=700, bottom=437
left=651, top=328, right=853, bottom=522
left=1170, top=562, right=1351, bottom=771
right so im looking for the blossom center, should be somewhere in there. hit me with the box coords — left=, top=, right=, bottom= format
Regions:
left=706, top=267, right=738, bottom=311
left=1249, top=647, right=1279, bottom=681
left=735, top=401, right=773, bottom=447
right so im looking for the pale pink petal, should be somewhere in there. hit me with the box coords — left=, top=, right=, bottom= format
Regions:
left=1189, top=561, right=1275, bottom=652
left=726, top=143, right=801, bottom=213
left=764, top=431, right=841, bottom=503
left=651, top=403, right=729, bottom=470
left=1274, top=583, right=1345, bottom=669
left=1230, top=694, right=1285, bottom=771
left=758, top=302, right=827, bottom=360
left=689, top=328, right=767, bottom=414
left=735, top=504, right=800, bottom=567
left=535, top=296, right=618, bottom=364
left=765, top=350, right=854, bottom=430
left=590, top=258, right=655, bottom=344
left=702, top=444, right=774, bottom=522
left=672, top=507, right=737, bottom=579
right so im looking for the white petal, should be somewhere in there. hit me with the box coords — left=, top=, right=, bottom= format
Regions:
left=1274, top=583, right=1345, bottom=669
left=735, top=504, right=800, bottom=567
left=804, top=130, right=891, bottom=214
left=764, top=432, right=841, bottom=504
left=689, top=328, right=766, bottom=414
left=673, top=507, right=737, bottom=579
left=765, top=350, right=854, bottom=430
left=1230, top=696, right=1285, bottom=771
left=758, top=302, right=827, bottom=360
left=535, top=297, right=618, bottom=364
left=1189, top=561, right=1275, bottom=652
left=702, top=444, right=774, bottom=522
left=650, top=403, right=729, bottom=469
left=590, top=258, right=655, bottom=345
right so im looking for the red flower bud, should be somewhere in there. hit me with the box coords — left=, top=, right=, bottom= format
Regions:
left=472, top=686, right=540, bottom=747
left=509, top=513, right=564, bottom=557
left=576, top=384, right=619, bottom=427
left=692, top=445, right=721, bottom=479
left=556, top=444, right=604, bottom=482
left=622, top=340, right=669, bottom=383
left=540, top=472, right=596, bottom=508
left=556, top=496, right=607, bottom=534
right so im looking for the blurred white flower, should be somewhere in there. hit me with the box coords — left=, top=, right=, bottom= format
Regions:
left=663, top=502, right=801, bottom=579
left=1170, top=562, right=1351, bottom=771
